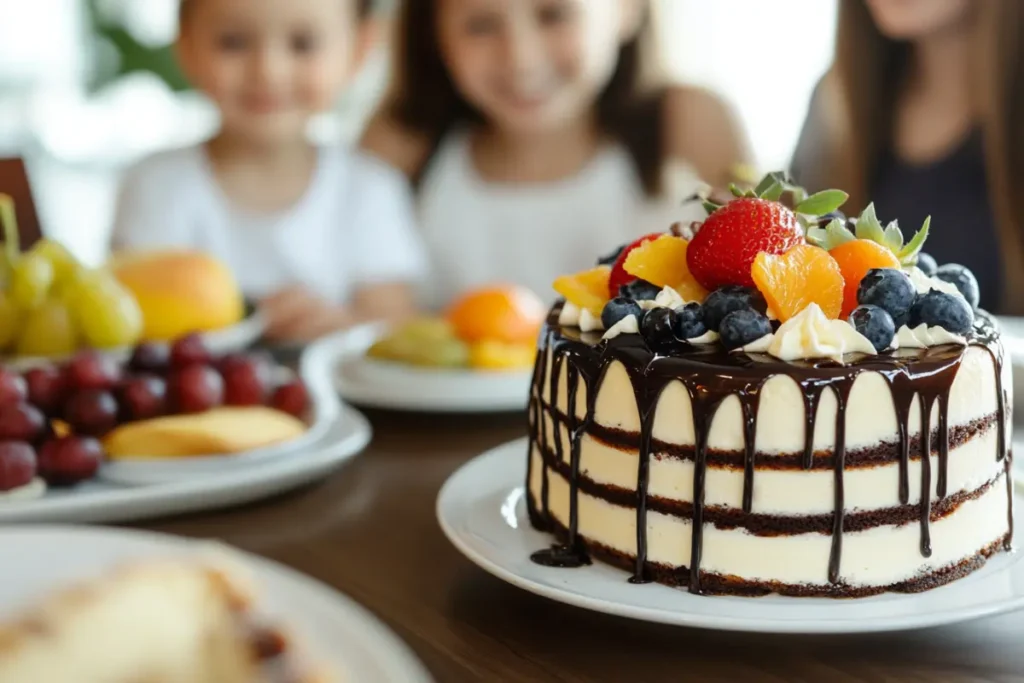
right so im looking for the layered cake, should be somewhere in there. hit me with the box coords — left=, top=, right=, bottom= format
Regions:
left=526, top=175, right=1013, bottom=597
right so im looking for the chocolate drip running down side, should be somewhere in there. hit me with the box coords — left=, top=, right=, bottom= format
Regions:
left=526, top=306, right=1010, bottom=594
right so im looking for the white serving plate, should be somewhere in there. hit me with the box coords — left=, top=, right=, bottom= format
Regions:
left=329, top=324, right=531, bottom=413
left=439, top=438, right=1024, bottom=634
left=0, top=526, right=433, bottom=683
left=0, top=403, right=370, bottom=524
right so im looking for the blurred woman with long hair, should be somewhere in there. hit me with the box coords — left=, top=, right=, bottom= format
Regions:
left=791, top=0, right=1023, bottom=312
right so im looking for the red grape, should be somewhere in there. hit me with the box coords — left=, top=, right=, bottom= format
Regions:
left=128, top=342, right=170, bottom=374
left=270, top=380, right=310, bottom=418
left=0, top=441, right=36, bottom=491
left=169, top=365, right=224, bottom=414
left=0, top=369, right=28, bottom=406
left=66, top=350, right=121, bottom=391
left=170, top=333, right=212, bottom=369
left=119, top=375, right=168, bottom=421
left=63, top=390, right=120, bottom=436
left=221, top=355, right=272, bottom=406
left=0, top=403, right=46, bottom=442
left=23, top=366, right=67, bottom=415
left=37, top=436, right=102, bottom=486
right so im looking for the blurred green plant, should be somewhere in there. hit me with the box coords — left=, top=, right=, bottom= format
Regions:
left=86, top=0, right=190, bottom=92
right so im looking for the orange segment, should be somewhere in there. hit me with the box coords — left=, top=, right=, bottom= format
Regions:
left=751, top=245, right=845, bottom=321
left=446, top=285, right=546, bottom=344
left=552, top=266, right=611, bottom=315
left=623, top=235, right=708, bottom=302
left=828, top=239, right=901, bottom=318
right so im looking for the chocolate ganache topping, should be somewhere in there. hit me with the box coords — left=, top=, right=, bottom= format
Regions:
left=526, top=304, right=1011, bottom=594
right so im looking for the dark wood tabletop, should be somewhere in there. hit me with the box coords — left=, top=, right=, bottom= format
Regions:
left=136, top=408, right=1024, bottom=683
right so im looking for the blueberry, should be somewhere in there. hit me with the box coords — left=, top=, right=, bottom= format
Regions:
left=815, top=209, right=847, bottom=228
left=619, top=279, right=662, bottom=301
left=719, top=309, right=772, bottom=351
left=916, top=252, right=938, bottom=277
left=702, top=286, right=768, bottom=332
left=908, top=290, right=974, bottom=335
left=848, top=305, right=896, bottom=352
left=857, top=268, right=916, bottom=325
left=674, top=302, right=707, bottom=340
left=640, top=308, right=678, bottom=345
left=597, top=244, right=625, bottom=266
left=934, top=264, right=980, bottom=309
left=601, top=297, right=643, bottom=330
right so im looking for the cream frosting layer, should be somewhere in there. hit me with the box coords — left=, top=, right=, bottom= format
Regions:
left=536, top=423, right=1002, bottom=515
left=537, top=345, right=1009, bottom=453
left=529, top=449, right=1011, bottom=587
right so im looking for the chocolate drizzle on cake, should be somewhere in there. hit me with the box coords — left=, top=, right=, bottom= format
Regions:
left=527, top=306, right=1011, bottom=594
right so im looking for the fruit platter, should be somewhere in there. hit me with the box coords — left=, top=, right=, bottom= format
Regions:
left=332, top=285, right=545, bottom=413
left=0, top=194, right=264, bottom=368
left=0, top=330, right=369, bottom=522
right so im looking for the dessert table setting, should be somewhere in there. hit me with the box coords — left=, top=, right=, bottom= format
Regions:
left=7, top=188, right=1024, bottom=682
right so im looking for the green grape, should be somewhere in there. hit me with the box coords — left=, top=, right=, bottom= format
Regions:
left=415, top=339, right=470, bottom=368
left=9, top=252, right=54, bottom=310
left=0, top=292, right=20, bottom=350
left=67, top=271, right=143, bottom=348
left=16, top=300, right=78, bottom=357
left=397, top=317, right=456, bottom=343
left=29, top=239, right=78, bottom=288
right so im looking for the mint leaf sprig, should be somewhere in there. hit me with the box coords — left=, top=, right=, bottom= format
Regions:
left=806, top=202, right=930, bottom=266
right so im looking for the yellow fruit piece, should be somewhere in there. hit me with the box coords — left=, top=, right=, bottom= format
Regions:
left=468, top=340, right=537, bottom=371
left=16, top=300, right=78, bottom=357
left=751, top=244, right=845, bottom=322
left=446, top=285, right=546, bottom=344
left=553, top=266, right=611, bottom=315
left=103, top=406, right=306, bottom=459
left=111, top=250, right=245, bottom=342
left=624, top=235, right=708, bottom=302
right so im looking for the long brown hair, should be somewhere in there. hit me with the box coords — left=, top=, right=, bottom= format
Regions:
left=816, top=0, right=1024, bottom=311
left=385, top=0, right=666, bottom=195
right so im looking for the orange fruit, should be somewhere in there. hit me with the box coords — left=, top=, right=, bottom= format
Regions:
left=623, top=235, right=708, bottom=303
left=828, top=240, right=901, bottom=318
left=446, top=285, right=546, bottom=344
left=468, top=340, right=537, bottom=371
left=552, top=266, right=611, bottom=315
left=751, top=244, right=845, bottom=321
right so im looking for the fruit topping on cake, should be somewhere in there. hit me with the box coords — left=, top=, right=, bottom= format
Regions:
left=551, top=171, right=983, bottom=362
left=367, top=285, right=544, bottom=372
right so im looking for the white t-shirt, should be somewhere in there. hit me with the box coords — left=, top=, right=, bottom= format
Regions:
left=111, top=144, right=428, bottom=303
left=416, top=130, right=707, bottom=309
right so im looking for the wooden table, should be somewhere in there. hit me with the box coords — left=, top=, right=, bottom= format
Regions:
left=138, top=409, right=1024, bottom=683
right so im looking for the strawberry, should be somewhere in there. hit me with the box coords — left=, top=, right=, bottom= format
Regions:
left=686, top=198, right=804, bottom=290
left=607, top=232, right=664, bottom=298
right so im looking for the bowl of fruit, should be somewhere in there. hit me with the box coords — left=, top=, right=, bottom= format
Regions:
left=0, top=331, right=330, bottom=496
left=333, top=285, right=544, bottom=412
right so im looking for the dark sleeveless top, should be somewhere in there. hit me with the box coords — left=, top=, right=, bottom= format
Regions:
left=790, top=84, right=1001, bottom=311
left=869, top=130, right=1000, bottom=311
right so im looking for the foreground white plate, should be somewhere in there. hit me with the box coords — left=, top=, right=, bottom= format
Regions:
left=438, top=438, right=1024, bottom=634
left=0, top=526, right=432, bottom=683
left=328, top=324, right=531, bottom=413
left=0, top=403, right=370, bottom=523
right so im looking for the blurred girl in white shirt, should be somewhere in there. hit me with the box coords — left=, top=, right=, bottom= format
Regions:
left=361, top=0, right=751, bottom=309
left=112, top=0, right=427, bottom=342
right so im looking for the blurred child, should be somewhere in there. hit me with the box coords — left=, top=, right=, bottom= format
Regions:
left=111, top=0, right=427, bottom=342
left=791, top=0, right=1024, bottom=313
left=361, top=0, right=750, bottom=307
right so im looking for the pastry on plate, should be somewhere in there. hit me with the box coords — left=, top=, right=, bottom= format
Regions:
left=0, top=551, right=332, bottom=682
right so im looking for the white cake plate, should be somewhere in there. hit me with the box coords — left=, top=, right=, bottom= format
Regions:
left=0, top=526, right=433, bottom=683
left=327, top=324, right=531, bottom=414
left=438, top=438, right=1024, bottom=634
